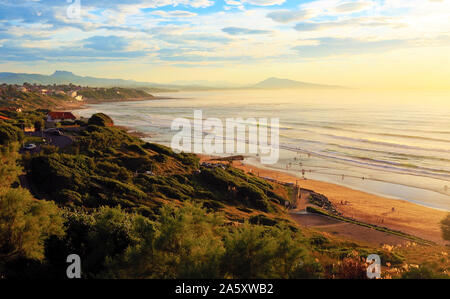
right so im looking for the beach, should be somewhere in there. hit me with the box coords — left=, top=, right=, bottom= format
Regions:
left=232, top=159, right=448, bottom=245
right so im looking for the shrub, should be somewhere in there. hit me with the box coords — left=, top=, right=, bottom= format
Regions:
left=88, top=113, right=114, bottom=127
left=334, top=256, right=368, bottom=279
left=0, top=188, right=65, bottom=263
left=441, top=213, right=450, bottom=241
left=401, top=265, right=449, bottom=279
left=0, top=122, right=24, bottom=145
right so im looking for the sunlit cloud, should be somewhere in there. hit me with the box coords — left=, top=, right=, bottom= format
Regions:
left=0, top=0, right=449, bottom=89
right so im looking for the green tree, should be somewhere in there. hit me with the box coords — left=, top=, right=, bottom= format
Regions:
left=0, top=142, right=22, bottom=189
left=222, top=223, right=314, bottom=278
left=0, top=188, right=65, bottom=263
left=103, top=202, right=225, bottom=279
left=0, top=122, right=24, bottom=145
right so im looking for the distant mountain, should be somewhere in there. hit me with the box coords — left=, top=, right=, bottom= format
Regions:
left=0, top=71, right=342, bottom=91
left=253, top=77, right=341, bottom=89
left=171, top=80, right=245, bottom=88
left=0, top=70, right=177, bottom=91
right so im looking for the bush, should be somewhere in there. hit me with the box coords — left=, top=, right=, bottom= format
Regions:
left=88, top=113, right=114, bottom=127
left=334, top=256, right=368, bottom=279
left=54, top=189, right=83, bottom=206
left=0, top=122, right=24, bottom=145
left=0, top=188, right=65, bottom=263
left=441, top=213, right=450, bottom=241
left=222, top=223, right=311, bottom=279
left=401, top=265, right=449, bottom=279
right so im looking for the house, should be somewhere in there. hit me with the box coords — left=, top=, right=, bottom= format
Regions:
left=69, top=91, right=78, bottom=98
left=75, top=95, right=83, bottom=101
left=47, top=111, right=78, bottom=123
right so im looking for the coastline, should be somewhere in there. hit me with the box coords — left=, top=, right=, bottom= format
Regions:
left=229, top=158, right=448, bottom=245
left=69, top=97, right=448, bottom=245
left=56, top=95, right=172, bottom=111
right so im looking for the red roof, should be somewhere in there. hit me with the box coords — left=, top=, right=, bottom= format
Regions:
left=0, top=115, right=10, bottom=120
left=48, top=112, right=77, bottom=120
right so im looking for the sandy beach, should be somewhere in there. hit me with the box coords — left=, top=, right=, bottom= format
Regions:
left=230, top=160, right=448, bottom=245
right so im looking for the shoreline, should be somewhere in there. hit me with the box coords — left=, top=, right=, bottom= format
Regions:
left=246, top=159, right=450, bottom=211
left=228, top=158, right=448, bottom=245
left=56, top=95, right=173, bottom=111
left=65, top=97, right=448, bottom=245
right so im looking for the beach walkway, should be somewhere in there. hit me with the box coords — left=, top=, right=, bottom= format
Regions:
left=290, top=212, right=412, bottom=247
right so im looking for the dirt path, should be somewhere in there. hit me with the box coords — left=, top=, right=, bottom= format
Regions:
left=291, top=212, right=412, bottom=247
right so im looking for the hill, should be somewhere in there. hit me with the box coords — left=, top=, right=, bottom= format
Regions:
left=0, top=71, right=342, bottom=91
left=253, top=77, right=341, bottom=89
left=0, top=84, right=154, bottom=110
left=0, top=71, right=174, bottom=92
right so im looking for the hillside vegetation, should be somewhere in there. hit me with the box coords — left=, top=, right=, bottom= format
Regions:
left=0, top=84, right=152, bottom=110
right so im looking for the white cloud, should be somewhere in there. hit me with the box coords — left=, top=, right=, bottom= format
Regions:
left=151, top=10, right=198, bottom=18
left=334, top=1, right=373, bottom=13
left=267, top=9, right=315, bottom=23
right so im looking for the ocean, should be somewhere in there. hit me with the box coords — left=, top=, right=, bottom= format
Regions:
left=74, top=89, right=450, bottom=211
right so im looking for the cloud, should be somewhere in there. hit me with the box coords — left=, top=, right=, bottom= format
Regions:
left=156, top=33, right=231, bottom=44
left=294, top=17, right=405, bottom=32
left=266, top=9, right=314, bottom=23
left=151, top=10, right=198, bottom=18
left=244, top=0, right=286, bottom=5
left=0, top=0, right=449, bottom=75
left=227, top=0, right=285, bottom=6
left=292, top=37, right=408, bottom=58
left=0, top=43, right=147, bottom=62
left=222, top=27, right=272, bottom=35
left=83, top=35, right=128, bottom=51
left=334, top=1, right=373, bottom=13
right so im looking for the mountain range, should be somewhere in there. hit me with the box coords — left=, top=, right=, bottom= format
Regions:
left=0, top=71, right=342, bottom=91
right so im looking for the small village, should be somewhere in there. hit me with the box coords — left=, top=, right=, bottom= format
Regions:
left=0, top=83, right=85, bottom=103
left=0, top=92, right=84, bottom=155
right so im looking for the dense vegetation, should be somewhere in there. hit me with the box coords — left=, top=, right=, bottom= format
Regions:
left=0, top=114, right=323, bottom=279
left=26, top=123, right=288, bottom=220
left=78, top=87, right=151, bottom=101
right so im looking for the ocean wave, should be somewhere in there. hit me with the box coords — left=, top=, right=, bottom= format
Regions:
left=280, top=144, right=450, bottom=181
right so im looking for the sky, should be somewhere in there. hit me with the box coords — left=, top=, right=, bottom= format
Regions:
left=0, top=0, right=449, bottom=89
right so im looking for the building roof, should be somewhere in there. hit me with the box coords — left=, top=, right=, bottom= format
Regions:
left=48, top=111, right=77, bottom=120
